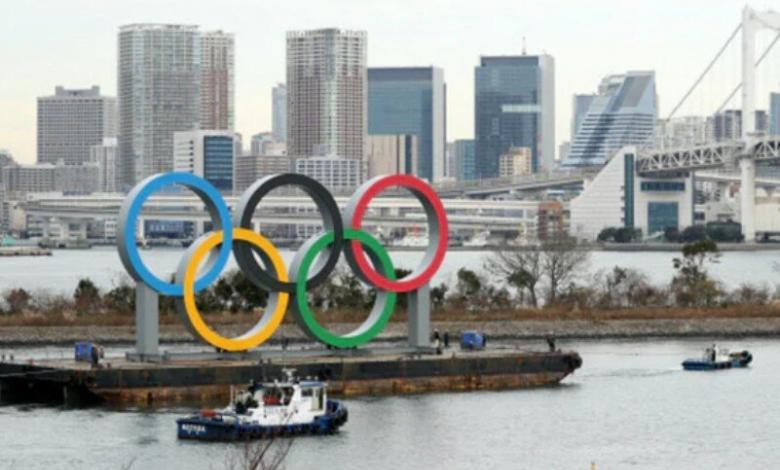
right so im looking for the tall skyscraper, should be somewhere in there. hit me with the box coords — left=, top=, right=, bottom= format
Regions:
left=118, top=24, right=201, bottom=189
left=771, top=92, right=780, bottom=136
left=173, top=130, right=237, bottom=192
left=708, top=109, right=767, bottom=142
left=451, top=139, right=476, bottom=182
left=571, top=94, right=596, bottom=140
left=474, top=55, right=555, bottom=178
left=272, top=84, right=287, bottom=142
left=564, top=71, right=656, bottom=166
left=200, top=31, right=234, bottom=130
left=286, top=28, right=367, bottom=160
left=367, top=67, right=446, bottom=181
left=37, top=86, right=116, bottom=165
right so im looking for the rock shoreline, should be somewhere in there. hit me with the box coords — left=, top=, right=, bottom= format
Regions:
left=3, top=317, right=780, bottom=347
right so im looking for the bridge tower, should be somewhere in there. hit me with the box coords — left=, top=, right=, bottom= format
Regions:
left=740, top=7, right=780, bottom=242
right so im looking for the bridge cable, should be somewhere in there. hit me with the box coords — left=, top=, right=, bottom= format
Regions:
left=714, top=32, right=780, bottom=116
left=666, top=23, right=742, bottom=120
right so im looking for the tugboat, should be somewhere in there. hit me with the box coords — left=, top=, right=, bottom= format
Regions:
left=682, top=344, right=753, bottom=371
left=177, top=370, right=348, bottom=441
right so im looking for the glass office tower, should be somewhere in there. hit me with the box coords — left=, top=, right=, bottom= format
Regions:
left=367, top=67, right=446, bottom=181
left=474, top=55, right=555, bottom=179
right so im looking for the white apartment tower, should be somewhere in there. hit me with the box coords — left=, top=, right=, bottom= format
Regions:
left=286, top=29, right=367, bottom=160
left=118, top=24, right=202, bottom=189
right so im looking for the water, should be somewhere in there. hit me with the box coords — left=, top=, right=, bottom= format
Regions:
left=2, top=338, right=780, bottom=469
left=2, top=247, right=780, bottom=295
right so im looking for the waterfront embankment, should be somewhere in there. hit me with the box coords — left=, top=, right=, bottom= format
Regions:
left=4, top=316, right=780, bottom=347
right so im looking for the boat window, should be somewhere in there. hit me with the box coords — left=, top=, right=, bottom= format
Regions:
left=302, top=388, right=313, bottom=398
left=312, top=388, right=323, bottom=411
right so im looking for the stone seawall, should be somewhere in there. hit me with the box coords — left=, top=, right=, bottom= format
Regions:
left=3, top=317, right=780, bottom=347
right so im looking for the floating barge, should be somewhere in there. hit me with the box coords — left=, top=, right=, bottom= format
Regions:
left=0, top=349, right=582, bottom=406
left=0, top=246, right=52, bottom=257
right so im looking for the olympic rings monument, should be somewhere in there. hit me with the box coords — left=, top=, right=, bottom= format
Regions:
left=118, top=172, right=448, bottom=361
left=0, top=173, right=582, bottom=404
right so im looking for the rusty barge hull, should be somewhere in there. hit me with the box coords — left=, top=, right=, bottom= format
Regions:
left=0, top=350, right=581, bottom=406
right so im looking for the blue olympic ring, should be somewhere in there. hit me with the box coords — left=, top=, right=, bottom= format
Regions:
left=117, top=172, right=233, bottom=296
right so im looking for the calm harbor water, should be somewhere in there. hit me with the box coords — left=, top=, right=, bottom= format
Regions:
left=2, top=246, right=780, bottom=294
left=2, top=338, right=780, bottom=469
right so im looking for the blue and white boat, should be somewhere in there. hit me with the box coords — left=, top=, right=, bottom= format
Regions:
left=682, top=345, right=752, bottom=371
left=177, top=371, right=348, bottom=441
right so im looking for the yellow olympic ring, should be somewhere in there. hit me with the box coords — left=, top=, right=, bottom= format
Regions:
left=182, top=228, right=290, bottom=352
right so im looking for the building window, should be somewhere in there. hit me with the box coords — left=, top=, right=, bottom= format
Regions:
left=648, top=202, right=679, bottom=234
left=640, top=181, right=685, bottom=191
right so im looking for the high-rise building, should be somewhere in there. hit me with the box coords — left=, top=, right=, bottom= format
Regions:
left=118, top=24, right=201, bottom=189
left=771, top=92, right=780, bottom=136
left=499, top=147, right=533, bottom=177
left=709, top=109, right=768, bottom=142
left=474, top=55, right=555, bottom=178
left=564, top=71, right=657, bottom=166
left=234, top=154, right=292, bottom=193
left=286, top=28, right=367, bottom=160
left=571, top=94, right=596, bottom=141
left=200, top=30, right=234, bottom=130
left=2, top=162, right=99, bottom=196
left=2, top=164, right=56, bottom=195
left=365, top=134, right=417, bottom=178
left=367, top=67, right=446, bottom=182
left=89, top=137, right=118, bottom=193
left=250, top=132, right=286, bottom=156
left=451, top=139, right=476, bottom=182
left=37, top=86, right=116, bottom=165
left=173, top=130, right=237, bottom=192
left=54, top=162, right=101, bottom=194
left=272, top=84, right=287, bottom=142
left=654, top=116, right=709, bottom=149
left=294, top=156, right=364, bottom=190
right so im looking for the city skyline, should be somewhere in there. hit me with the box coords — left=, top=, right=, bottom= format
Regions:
left=0, top=0, right=771, bottom=164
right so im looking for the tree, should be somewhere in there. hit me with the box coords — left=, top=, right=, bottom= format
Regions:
left=210, top=277, right=235, bottom=313
left=74, top=278, right=101, bottom=315
left=597, top=227, right=641, bottom=243
left=541, top=236, right=590, bottom=305
left=679, top=225, right=707, bottom=243
left=487, top=236, right=590, bottom=307
left=664, top=226, right=680, bottom=243
left=430, top=283, right=448, bottom=310
left=598, top=266, right=659, bottom=308
left=4, top=288, right=31, bottom=314
left=613, top=227, right=641, bottom=243
left=229, top=270, right=269, bottom=311
left=671, top=239, right=721, bottom=306
left=104, top=283, right=135, bottom=315
left=597, top=227, right=617, bottom=242
left=487, top=247, right=543, bottom=307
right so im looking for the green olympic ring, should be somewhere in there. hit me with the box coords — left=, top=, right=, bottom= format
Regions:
left=289, top=229, right=397, bottom=348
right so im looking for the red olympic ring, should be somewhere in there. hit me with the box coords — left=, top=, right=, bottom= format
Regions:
left=347, top=174, right=449, bottom=293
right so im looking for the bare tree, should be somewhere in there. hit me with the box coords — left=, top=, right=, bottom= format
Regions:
left=223, top=437, right=293, bottom=470
left=486, top=236, right=590, bottom=307
left=541, top=236, right=590, bottom=305
left=486, top=246, right=543, bottom=307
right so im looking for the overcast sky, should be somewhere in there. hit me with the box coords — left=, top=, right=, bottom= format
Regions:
left=2, top=0, right=778, bottom=163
